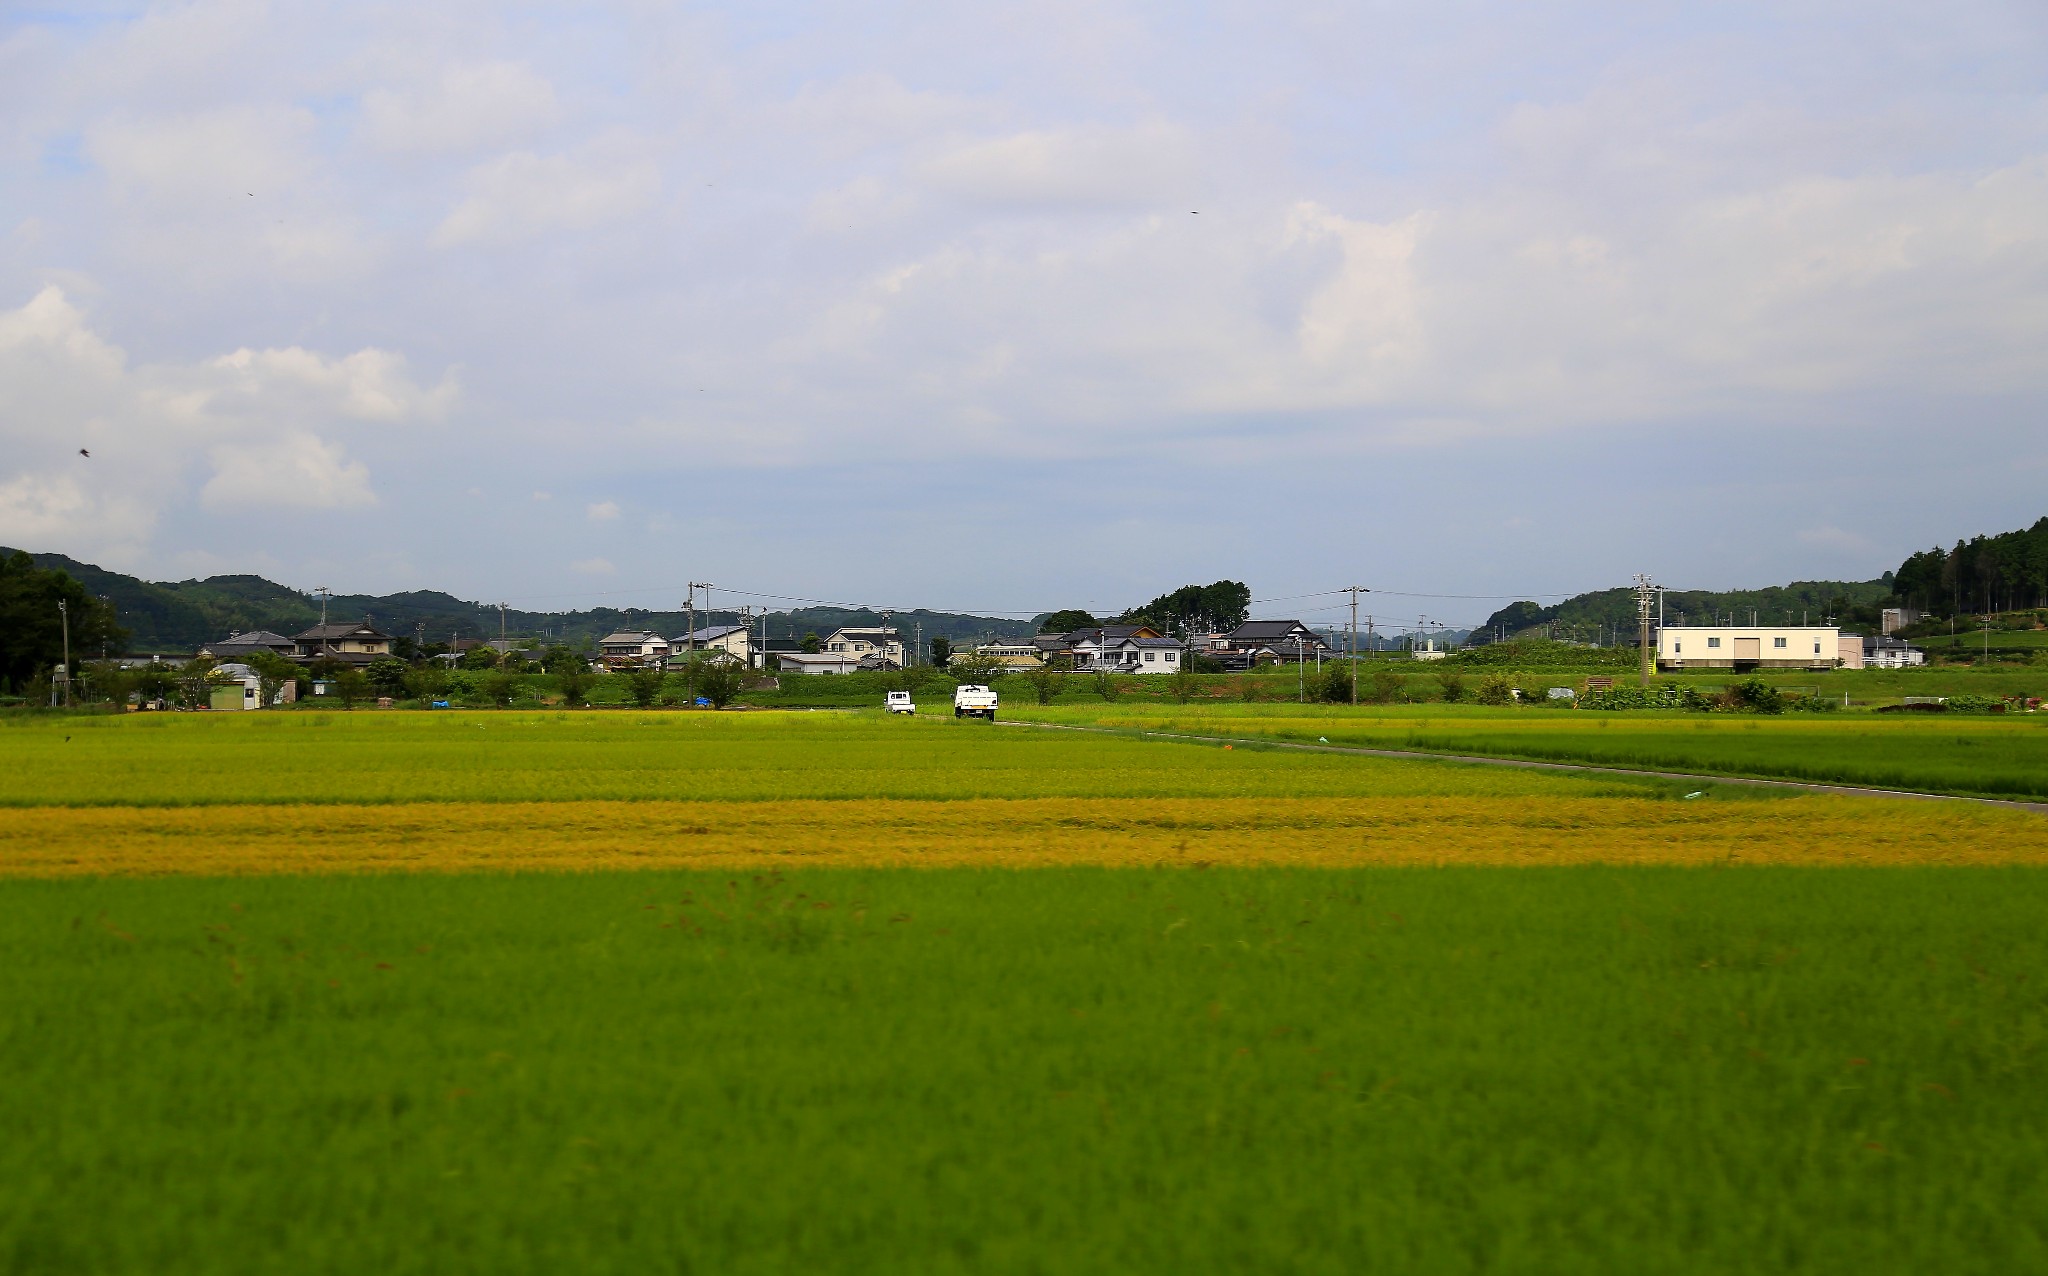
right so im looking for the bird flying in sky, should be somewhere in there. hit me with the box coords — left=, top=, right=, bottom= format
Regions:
left=78, top=448, right=90, bottom=458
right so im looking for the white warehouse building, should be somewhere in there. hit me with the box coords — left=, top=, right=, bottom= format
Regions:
left=1657, top=625, right=1841, bottom=672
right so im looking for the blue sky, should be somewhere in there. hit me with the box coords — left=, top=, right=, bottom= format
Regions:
left=2, top=1, right=2044, bottom=627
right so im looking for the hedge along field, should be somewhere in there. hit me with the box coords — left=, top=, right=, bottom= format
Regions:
left=1001, top=703, right=2048, bottom=801
left=4, top=868, right=2045, bottom=1274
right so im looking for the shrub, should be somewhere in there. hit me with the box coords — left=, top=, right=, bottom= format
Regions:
left=481, top=671, right=518, bottom=708
left=1434, top=670, right=1467, bottom=703
left=1475, top=673, right=1516, bottom=706
left=1729, top=678, right=1783, bottom=714
left=555, top=668, right=591, bottom=707
left=694, top=661, right=747, bottom=709
left=1367, top=668, right=1404, bottom=704
left=1091, top=670, right=1119, bottom=702
left=626, top=669, right=667, bottom=708
left=1025, top=666, right=1065, bottom=705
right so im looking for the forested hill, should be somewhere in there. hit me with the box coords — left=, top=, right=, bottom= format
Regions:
left=1476, top=514, right=2048, bottom=642
left=2, top=550, right=1039, bottom=652
left=1476, top=579, right=1894, bottom=645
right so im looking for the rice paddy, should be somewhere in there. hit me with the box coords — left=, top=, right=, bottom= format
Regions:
left=4, top=709, right=2045, bottom=1272
left=1004, top=702, right=2048, bottom=800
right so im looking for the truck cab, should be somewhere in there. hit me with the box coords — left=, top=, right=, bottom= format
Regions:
left=953, top=685, right=998, bottom=720
left=884, top=690, right=914, bottom=715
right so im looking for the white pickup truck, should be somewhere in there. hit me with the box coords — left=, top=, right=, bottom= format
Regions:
left=884, top=690, right=914, bottom=715
left=953, top=684, right=998, bottom=720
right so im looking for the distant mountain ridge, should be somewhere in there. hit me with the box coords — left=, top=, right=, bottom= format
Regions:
left=2, top=550, right=1041, bottom=653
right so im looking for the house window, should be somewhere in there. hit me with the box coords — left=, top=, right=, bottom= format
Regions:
left=1707, top=637, right=1721, bottom=648
left=1773, top=637, right=1787, bottom=649
left=1144, top=651, right=1155, bottom=662
left=1674, top=642, right=1682, bottom=653
left=1165, top=652, right=1177, bottom=664
left=1814, top=642, right=1822, bottom=654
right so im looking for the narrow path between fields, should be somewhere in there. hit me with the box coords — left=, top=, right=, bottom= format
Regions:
left=953, top=714, right=2048, bottom=814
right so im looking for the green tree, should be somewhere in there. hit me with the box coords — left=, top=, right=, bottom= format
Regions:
left=1434, top=669, right=1468, bottom=703
left=542, top=646, right=585, bottom=676
left=1038, top=610, right=1097, bottom=635
left=335, top=668, right=372, bottom=709
left=1023, top=664, right=1064, bottom=705
left=800, top=632, right=823, bottom=654
left=403, top=664, right=449, bottom=705
left=1475, top=673, right=1516, bottom=706
left=929, top=636, right=953, bottom=668
left=176, top=656, right=228, bottom=710
left=1367, top=668, right=1404, bottom=704
left=245, top=650, right=300, bottom=708
left=555, top=667, right=592, bottom=707
left=626, top=669, right=667, bottom=707
left=480, top=670, right=517, bottom=708
left=460, top=645, right=501, bottom=670
left=1091, top=669, right=1119, bottom=702
left=693, top=659, right=746, bottom=709
left=365, top=656, right=410, bottom=697
left=0, top=551, right=129, bottom=693
left=80, top=658, right=133, bottom=706
left=1169, top=659, right=1199, bottom=704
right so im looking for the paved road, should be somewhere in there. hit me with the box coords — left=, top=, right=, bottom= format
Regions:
left=974, top=715, right=2048, bottom=815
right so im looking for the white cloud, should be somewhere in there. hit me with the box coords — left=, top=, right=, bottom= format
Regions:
left=570, top=556, right=616, bottom=575
left=918, top=121, right=1199, bottom=206
left=0, top=288, right=451, bottom=560
left=200, top=433, right=377, bottom=510
left=585, top=500, right=620, bottom=521
left=434, top=144, right=660, bottom=246
left=360, top=62, right=561, bottom=156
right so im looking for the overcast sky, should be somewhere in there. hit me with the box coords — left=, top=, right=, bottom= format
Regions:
left=3, top=2, right=2045, bottom=628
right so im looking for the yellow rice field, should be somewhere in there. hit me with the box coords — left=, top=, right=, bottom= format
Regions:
left=5, top=794, right=2044, bottom=877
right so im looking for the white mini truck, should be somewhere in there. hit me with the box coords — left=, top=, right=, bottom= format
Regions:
left=953, top=684, right=998, bottom=720
left=885, top=690, right=914, bottom=714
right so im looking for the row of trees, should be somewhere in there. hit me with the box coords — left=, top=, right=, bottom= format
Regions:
left=1892, top=517, right=2048, bottom=618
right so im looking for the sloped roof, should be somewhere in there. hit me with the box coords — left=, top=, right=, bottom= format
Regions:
left=679, top=624, right=748, bottom=643
left=598, top=630, right=667, bottom=645
left=1227, top=620, right=1313, bottom=641
left=295, top=622, right=391, bottom=641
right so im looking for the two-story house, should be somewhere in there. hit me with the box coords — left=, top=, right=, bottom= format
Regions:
left=823, top=627, right=904, bottom=668
left=671, top=623, right=754, bottom=667
left=1061, top=625, right=1184, bottom=672
left=597, top=630, right=672, bottom=669
left=293, top=622, right=394, bottom=665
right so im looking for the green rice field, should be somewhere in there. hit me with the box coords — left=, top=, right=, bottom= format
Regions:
left=0, top=710, right=1691, bottom=807
left=5, top=867, right=2046, bottom=1274
left=1005, top=703, right=2048, bottom=800
left=4, top=710, right=2045, bottom=1273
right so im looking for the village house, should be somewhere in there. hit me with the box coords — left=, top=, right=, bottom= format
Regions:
left=292, top=622, right=394, bottom=665
left=670, top=623, right=754, bottom=667
left=823, top=627, right=904, bottom=668
left=597, top=630, right=671, bottom=669
left=197, top=630, right=298, bottom=663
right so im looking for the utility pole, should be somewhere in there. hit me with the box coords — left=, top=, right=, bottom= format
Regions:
left=498, top=603, right=507, bottom=644
left=57, top=598, right=70, bottom=708
left=1633, top=574, right=1657, bottom=687
left=316, top=586, right=331, bottom=628
left=686, top=582, right=713, bottom=703
left=1343, top=587, right=1369, bottom=705
left=1296, top=634, right=1305, bottom=703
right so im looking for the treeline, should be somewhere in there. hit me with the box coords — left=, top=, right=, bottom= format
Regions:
left=1891, top=517, right=2048, bottom=617
left=0, top=550, right=1037, bottom=652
